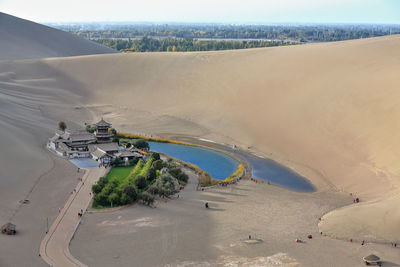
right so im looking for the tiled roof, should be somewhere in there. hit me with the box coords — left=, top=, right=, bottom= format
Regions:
left=94, top=118, right=112, bottom=127
left=91, top=148, right=107, bottom=158
left=88, top=142, right=119, bottom=153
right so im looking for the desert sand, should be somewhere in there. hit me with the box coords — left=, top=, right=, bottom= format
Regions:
left=1, top=13, right=400, bottom=266
left=70, top=170, right=400, bottom=267
left=0, top=12, right=117, bottom=60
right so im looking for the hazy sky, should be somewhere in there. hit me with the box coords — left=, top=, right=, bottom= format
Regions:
left=1, top=0, right=400, bottom=24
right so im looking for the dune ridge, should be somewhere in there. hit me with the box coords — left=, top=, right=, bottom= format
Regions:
left=0, top=12, right=117, bottom=60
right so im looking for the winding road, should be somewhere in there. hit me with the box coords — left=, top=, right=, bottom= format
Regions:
left=40, top=167, right=107, bottom=267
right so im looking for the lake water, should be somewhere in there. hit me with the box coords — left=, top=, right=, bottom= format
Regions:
left=204, top=142, right=315, bottom=192
left=148, top=142, right=239, bottom=180
left=149, top=141, right=315, bottom=192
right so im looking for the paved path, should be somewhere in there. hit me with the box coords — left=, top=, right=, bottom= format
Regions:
left=40, top=167, right=107, bottom=267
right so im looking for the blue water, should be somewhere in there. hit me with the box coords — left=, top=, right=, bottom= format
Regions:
left=150, top=140, right=315, bottom=192
left=202, top=143, right=315, bottom=192
left=148, top=142, right=239, bottom=180
left=236, top=151, right=314, bottom=192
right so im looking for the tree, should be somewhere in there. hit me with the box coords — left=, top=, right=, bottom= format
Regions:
left=132, top=139, right=149, bottom=150
left=92, top=184, right=102, bottom=194
left=85, top=125, right=96, bottom=133
left=93, top=192, right=108, bottom=207
left=97, top=176, right=109, bottom=188
left=58, top=121, right=67, bottom=131
left=120, top=193, right=133, bottom=205
left=150, top=152, right=160, bottom=161
left=109, top=128, right=117, bottom=135
left=123, top=185, right=137, bottom=201
left=135, top=175, right=147, bottom=190
left=152, top=160, right=163, bottom=170
left=147, top=167, right=157, bottom=181
left=108, top=193, right=120, bottom=207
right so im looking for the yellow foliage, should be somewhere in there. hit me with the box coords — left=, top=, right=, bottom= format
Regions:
left=222, top=164, right=245, bottom=183
left=117, top=132, right=193, bottom=146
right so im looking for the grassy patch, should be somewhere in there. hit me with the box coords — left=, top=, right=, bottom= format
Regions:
left=106, top=166, right=135, bottom=183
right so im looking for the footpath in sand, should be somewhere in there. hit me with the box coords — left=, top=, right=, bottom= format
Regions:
left=40, top=167, right=107, bottom=267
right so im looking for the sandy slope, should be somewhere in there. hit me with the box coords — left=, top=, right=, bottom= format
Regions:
left=0, top=12, right=117, bottom=60
left=70, top=171, right=400, bottom=267
left=1, top=34, right=400, bottom=266
left=34, top=35, right=400, bottom=242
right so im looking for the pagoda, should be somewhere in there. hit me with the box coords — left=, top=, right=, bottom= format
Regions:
left=94, top=118, right=114, bottom=143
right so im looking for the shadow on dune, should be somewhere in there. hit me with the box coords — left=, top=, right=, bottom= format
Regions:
left=0, top=60, right=92, bottom=267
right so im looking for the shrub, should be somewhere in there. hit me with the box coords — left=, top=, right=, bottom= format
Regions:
left=135, top=175, right=147, bottom=190
left=147, top=185, right=159, bottom=195
left=152, top=160, right=163, bottom=170
left=169, top=167, right=189, bottom=183
left=199, top=172, right=212, bottom=187
left=139, top=192, right=155, bottom=206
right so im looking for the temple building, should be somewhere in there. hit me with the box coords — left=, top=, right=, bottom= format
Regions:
left=48, top=129, right=97, bottom=158
left=94, top=119, right=114, bottom=143
left=48, top=119, right=120, bottom=160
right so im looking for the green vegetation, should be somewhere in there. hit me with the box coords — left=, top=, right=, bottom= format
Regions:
left=50, top=23, right=400, bottom=52
left=120, top=138, right=149, bottom=150
left=92, top=153, right=187, bottom=208
left=58, top=121, right=66, bottom=131
left=85, top=124, right=96, bottom=133
left=93, top=37, right=293, bottom=52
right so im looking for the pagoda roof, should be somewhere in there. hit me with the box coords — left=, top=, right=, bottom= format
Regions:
left=94, top=118, right=112, bottom=127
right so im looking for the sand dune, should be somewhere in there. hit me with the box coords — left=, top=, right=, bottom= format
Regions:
left=40, top=35, right=400, bottom=243
left=0, top=12, right=117, bottom=60
left=1, top=27, right=400, bottom=265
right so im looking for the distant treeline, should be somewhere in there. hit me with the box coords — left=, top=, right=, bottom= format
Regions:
left=49, top=23, right=400, bottom=43
left=92, top=37, right=294, bottom=52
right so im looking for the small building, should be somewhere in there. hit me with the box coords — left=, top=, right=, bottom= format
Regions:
left=363, top=254, right=381, bottom=266
left=1, top=223, right=16, bottom=235
left=47, top=129, right=96, bottom=158
left=89, top=142, right=120, bottom=155
left=115, top=151, right=144, bottom=161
